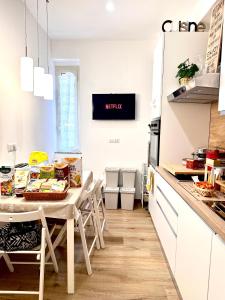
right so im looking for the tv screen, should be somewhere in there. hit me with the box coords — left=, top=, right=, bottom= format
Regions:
left=92, top=94, right=135, bottom=120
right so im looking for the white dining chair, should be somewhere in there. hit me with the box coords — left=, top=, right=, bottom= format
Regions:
left=46, top=183, right=100, bottom=275
left=0, top=207, right=58, bottom=300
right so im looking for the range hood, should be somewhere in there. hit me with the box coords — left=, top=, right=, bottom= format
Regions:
left=167, top=73, right=220, bottom=104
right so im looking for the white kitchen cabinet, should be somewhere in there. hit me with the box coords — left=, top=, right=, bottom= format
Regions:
left=218, top=3, right=225, bottom=112
left=151, top=34, right=164, bottom=120
left=149, top=173, right=180, bottom=274
left=154, top=187, right=177, bottom=274
left=208, top=234, right=225, bottom=300
left=175, top=199, right=213, bottom=300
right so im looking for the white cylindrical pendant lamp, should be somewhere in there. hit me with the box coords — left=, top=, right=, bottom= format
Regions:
left=43, top=73, right=53, bottom=100
left=20, top=56, right=34, bottom=92
left=34, top=66, right=44, bottom=96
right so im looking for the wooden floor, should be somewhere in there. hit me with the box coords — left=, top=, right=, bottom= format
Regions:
left=0, top=204, right=180, bottom=300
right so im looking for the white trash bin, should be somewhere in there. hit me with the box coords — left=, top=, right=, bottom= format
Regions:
left=120, top=187, right=135, bottom=210
left=105, top=167, right=120, bottom=187
left=104, top=187, right=119, bottom=209
left=121, top=168, right=136, bottom=188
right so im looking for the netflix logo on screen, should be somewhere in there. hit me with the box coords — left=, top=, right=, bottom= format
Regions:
left=92, top=94, right=135, bottom=120
left=105, top=104, right=123, bottom=110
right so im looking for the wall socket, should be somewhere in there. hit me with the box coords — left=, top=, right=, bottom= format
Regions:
left=109, top=138, right=120, bottom=144
left=7, top=143, right=17, bottom=152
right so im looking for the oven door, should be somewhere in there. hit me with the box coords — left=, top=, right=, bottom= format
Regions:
left=149, top=131, right=160, bottom=168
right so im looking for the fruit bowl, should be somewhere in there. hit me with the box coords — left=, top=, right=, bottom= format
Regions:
left=193, top=181, right=215, bottom=197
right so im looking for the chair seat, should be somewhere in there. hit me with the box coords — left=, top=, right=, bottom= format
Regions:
left=0, top=221, right=42, bottom=252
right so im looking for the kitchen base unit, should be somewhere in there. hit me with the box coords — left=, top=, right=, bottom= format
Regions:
left=149, top=168, right=225, bottom=300
left=175, top=197, right=213, bottom=300
left=208, top=234, right=225, bottom=300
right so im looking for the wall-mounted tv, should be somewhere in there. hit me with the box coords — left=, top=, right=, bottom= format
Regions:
left=92, top=93, right=135, bottom=120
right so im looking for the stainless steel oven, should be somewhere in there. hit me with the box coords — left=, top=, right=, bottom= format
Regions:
left=148, top=118, right=161, bottom=169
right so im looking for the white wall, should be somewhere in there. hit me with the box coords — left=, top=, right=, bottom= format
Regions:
left=160, top=32, right=211, bottom=165
left=190, top=0, right=217, bottom=23
left=52, top=40, right=153, bottom=197
left=0, top=0, right=56, bottom=165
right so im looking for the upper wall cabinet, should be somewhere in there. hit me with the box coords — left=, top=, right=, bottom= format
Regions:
left=151, top=35, right=164, bottom=120
left=218, top=4, right=225, bottom=112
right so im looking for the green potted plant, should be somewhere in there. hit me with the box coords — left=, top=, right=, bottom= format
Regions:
left=176, top=58, right=199, bottom=86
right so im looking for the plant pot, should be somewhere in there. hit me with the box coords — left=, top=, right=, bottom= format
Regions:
left=179, top=77, right=192, bottom=86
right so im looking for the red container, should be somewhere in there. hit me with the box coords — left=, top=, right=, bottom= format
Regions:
left=206, top=150, right=219, bottom=160
left=186, top=159, right=199, bottom=170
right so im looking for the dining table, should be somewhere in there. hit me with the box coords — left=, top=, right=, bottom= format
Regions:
left=0, top=170, right=93, bottom=295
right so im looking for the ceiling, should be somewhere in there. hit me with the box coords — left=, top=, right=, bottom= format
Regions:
left=25, top=0, right=201, bottom=40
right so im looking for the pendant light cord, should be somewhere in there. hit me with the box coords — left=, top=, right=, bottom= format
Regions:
left=37, top=0, right=40, bottom=67
left=46, top=0, right=49, bottom=73
left=24, top=0, right=27, bottom=56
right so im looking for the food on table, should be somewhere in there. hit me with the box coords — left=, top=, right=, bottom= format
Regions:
left=51, top=180, right=67, bottom=192
left=40, top=165, right=55, bottom=179
left=0, top=166, right=14, bottom=196
left=28, top=151, right=49, bottom=166
left=26, top=179, right=47, bottom=192
left=15, top=170, right=30, bottom=189
left=30, top=166, right=40, bottom=180
left=14, top=170, right=30, bottom=197
left=63, top=157, right=82, bottom=187
left=26, top=179, right=67, bottom=193
left=54, top=162, right=69, bottom=181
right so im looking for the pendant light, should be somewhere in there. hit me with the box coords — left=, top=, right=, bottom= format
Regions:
left=43, top=0, right=53, bottom=100
left=34, top=0, right=45, bottom=97
left=20, top=0, right=34, bottom=92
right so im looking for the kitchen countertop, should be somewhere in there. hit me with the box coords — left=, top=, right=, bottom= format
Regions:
left=156, top=166, right=225, bottom=241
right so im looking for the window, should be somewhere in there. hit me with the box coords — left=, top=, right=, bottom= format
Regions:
left=55, top=66, right=79, bottom=152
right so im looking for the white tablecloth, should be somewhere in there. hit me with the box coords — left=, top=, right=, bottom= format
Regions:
left=0, top=170, right=93, bottom=219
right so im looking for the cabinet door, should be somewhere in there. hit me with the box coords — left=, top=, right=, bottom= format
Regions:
left=208, top=234, right=225, bottom=300
left=151, top=34, right=164, bottom=120
left=154, top=189, right=177, bottom=274
left=175, top=200, right=213, bottom=300
left=218, top=4, right=225, bottom=112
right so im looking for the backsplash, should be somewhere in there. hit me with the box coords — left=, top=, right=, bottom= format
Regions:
left=209, top=103, right=225, bottom=149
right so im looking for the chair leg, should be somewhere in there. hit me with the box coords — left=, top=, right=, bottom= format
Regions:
left=94, top=197, right=105, bottom=248
left=39, top=228, right=46, bottom=300
left=78, top=215, right=92, bottom=275
left=100, top=198, right=107, bottom=231
left=90, top=214, right=100, bottom=250
left=46, top=223, right=67, bottom=262
left=2, top=254, right=14, bottom=272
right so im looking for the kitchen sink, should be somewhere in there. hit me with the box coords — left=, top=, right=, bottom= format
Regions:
left=204, top=201, right=225, bottom=221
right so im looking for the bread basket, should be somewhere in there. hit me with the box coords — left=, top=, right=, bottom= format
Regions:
left=193, top=183, right=215, bottom=197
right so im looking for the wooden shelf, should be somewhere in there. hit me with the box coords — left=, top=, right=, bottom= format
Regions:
left=168, top=86, right=219, bottom=104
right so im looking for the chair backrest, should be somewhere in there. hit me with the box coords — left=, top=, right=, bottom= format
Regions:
left=0, top=208, right=45, bottom=225
left=94, top=179, right=103, bottom=200
left=77, top=183, right=95, bottom=210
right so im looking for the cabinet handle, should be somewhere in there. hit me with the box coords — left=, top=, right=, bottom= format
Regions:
left=156, top=186, right=178, bottom=216
left=156, top=200, right=177, bottom=238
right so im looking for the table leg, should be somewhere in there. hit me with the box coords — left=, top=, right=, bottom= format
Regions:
left=67, top=218, right=75, bottom=294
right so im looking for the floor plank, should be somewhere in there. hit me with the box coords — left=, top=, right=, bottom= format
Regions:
left=0, top=206, right=180, bottom=300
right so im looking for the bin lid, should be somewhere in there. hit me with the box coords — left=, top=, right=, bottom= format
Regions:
left=104, top=187, right=119, bottom=193
left=121, top=168, right=136, bottom=173
left=105, top=167, right=120, bottom=172
left=120, top=187, right=135, bottom=194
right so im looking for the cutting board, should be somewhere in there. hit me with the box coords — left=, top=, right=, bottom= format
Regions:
left=162, top=163, right=206, bottom=176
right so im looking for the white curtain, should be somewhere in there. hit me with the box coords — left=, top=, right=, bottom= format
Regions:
left=56, top=71, right=79, bottom=152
